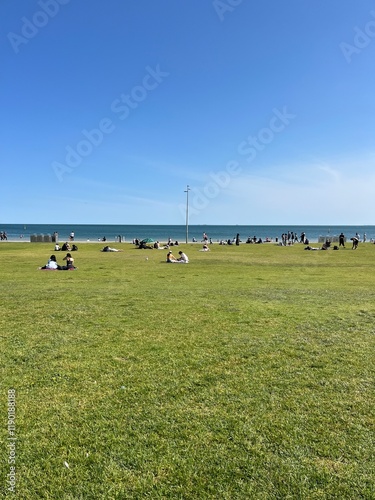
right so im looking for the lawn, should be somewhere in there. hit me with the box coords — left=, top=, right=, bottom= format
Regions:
left=1, top=242, right=374, bottom=499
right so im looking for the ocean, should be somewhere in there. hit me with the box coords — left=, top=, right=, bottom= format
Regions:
left=0, top=224, right=373, bottom=243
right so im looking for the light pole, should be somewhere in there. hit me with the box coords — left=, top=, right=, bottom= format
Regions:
left=184, top=185, right=190, bottom=244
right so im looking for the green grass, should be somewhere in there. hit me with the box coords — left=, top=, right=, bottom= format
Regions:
left=1, top=242, right=374, bottom=499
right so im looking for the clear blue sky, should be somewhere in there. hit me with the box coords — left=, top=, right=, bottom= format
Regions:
left=2, top=0, right=375, bottom=225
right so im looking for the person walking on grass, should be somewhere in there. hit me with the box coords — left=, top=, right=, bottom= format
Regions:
left=351, top=236, right=359, bottom=250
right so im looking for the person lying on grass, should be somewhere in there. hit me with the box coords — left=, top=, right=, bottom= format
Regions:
left=101, top=246, right=123, bottom=252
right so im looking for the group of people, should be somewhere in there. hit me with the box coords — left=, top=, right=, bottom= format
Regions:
left=280, top=232, right=304, bottom=245
left=54, top=242, right=78, bottom=252
left=39, top=253, right=76, bottom=270
left=305, top=232, right=362, bottom=251
left=0, top=231, right=8, bottom=240
left=339, top=232, right=362, bottom=250
left=246, top=236, right=264, bottom=244
left=166, top=250, right=189, bottom=263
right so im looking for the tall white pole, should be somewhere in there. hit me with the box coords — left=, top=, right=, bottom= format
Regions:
left=185, top=185, right=190, bottom=244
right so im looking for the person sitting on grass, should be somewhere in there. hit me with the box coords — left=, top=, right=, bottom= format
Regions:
left=177, top=251, right=189, bottom=263
left=61, top=242, right=71, bottom=251
left=61, top=252, right=76, bottom=270
left=39, top=254, right=61, bottom=270
left=166, top=250, right=177, bottom=263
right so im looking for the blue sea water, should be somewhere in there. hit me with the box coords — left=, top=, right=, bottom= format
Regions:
left=0, top=223, right=373, bottom=243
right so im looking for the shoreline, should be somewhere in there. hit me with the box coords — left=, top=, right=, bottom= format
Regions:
left=1, top=238, right=323, bottom=245
left=1, top=225, right=371, bottom=247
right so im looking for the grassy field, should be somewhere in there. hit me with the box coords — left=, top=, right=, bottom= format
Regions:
left=1, top=241, right=374, bottom=499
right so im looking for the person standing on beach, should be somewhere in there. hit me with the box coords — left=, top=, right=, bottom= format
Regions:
left=339, top=232, right=345, bottom=247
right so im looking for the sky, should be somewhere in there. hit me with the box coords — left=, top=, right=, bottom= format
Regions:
left=2, top=0, right=375, bottom=225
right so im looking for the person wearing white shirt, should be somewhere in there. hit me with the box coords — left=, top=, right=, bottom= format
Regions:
left=40, top=255, right=60, bottom=269
left=177, top=251, right=189, bottom=263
